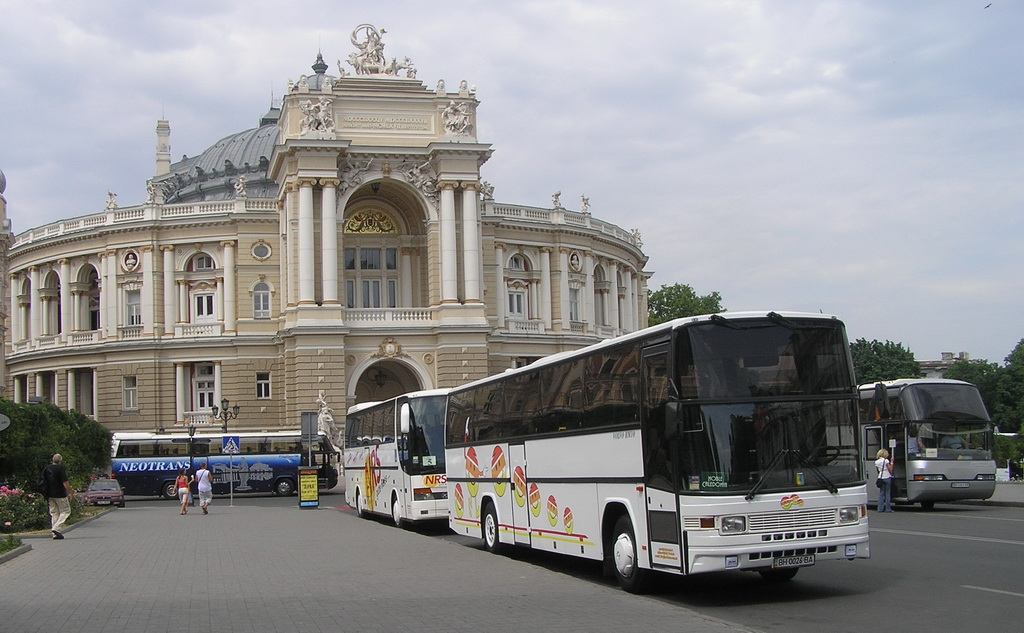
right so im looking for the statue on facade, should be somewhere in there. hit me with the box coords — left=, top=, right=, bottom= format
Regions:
left=299, top=97, right=335, bottom=135
left=338, top=156, right=373, bottom=195
left=233, top=175, right=248, bottom=198
left=631, top=228, right=644, bottom=248
left=145, top=181, right=157, bottom=205
left=442, top=100, right=473, bottom=136
left=403, top=159, right=437, bottom=202
left=551, top=191, right=562, bottom=209
left=105, top=190, right=118, bottom=211
left=580, top=195, right=590, bottom=214
left=316, top=391, right=339, bottom=440
left=480, top=181, right=495, bottom=200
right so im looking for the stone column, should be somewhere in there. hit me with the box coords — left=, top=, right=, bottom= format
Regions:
left=609, top=262, right=620, bottom=332
left=222, top=240, right=236, bottom=332
left=162, top=246, right=175, bottom=335
left=320, top=179, right=339, bottom=305
left=58, top=259, right=71, bottom=337
left=141, top=247, right=155, bottom=335
left=461, top=183, right=481, bottom=302
left=67, top=369, right=77, bottom=412
left=558, top=249, right=570, bottom=328
left=297, top=178, right=316, bottom=304
left=175, top=363, right=186, bottom=424
left=540, top=247, right=553, bottom=330
left=493, top=243, right=505, bottom=327
left=400, top=247, right=414, bottom=307
left=584, top=252, right=595, bottom=331
left=438, top=181, right=458, bottom=302
left=29, top=266, right=40, bottom=341
left=178, top=280, right=188, bottom=324
left=9, top=274, right=19, bottom=342
left=623, top=269, right=635, bottom=332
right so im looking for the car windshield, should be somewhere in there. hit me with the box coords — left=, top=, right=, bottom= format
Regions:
left=90, top=481, right=121, bottom=491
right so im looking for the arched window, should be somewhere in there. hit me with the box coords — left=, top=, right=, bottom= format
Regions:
left=253, top=282, right=271, bottom=319
left=343, top=209, right=401, bottom=309
left=506, top=253, right=533, bottom=321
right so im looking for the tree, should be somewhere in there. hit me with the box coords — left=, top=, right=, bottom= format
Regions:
left=995, top=339, right=1024, bottom=434
left=944, top=358, right=1003, bottom=421
left=647, top=283, right=724, bottom=326
left=850, top=338, right=921, bottom=385
left=0, top=399, right=111, bottom=488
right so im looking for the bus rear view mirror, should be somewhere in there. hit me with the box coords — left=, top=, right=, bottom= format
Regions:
left=666, top=402, right=704, bottom=436
left=399, top=403, right=412, bottom=435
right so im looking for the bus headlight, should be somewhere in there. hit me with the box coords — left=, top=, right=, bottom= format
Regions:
left=720, top=515, right=747, bottom=534
left=839, top=506, right=860, bottom=524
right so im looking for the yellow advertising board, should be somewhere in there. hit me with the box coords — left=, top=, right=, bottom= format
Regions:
left=299, top=468, right=319, bottom=508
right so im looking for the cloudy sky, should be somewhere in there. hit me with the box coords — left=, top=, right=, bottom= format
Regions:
left=1, top=1, right=1021, bottom=364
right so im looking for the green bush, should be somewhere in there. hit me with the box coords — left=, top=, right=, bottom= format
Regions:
left=0, top=485, right=82, bottom=533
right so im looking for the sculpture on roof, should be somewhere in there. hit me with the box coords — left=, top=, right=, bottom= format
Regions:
left=442, top=100, right=473, bottom=136
left=105, top=191, right=118, bottom=211
left=344, top=24, right=417, bottom=77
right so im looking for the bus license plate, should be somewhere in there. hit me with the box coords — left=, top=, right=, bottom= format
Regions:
left=951, top=482, right=970, bottom=488
left=773, top=555, right=815, bottom=569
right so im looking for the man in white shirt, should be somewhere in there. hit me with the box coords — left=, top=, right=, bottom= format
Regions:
left=195, top=461, right=213, bottom=514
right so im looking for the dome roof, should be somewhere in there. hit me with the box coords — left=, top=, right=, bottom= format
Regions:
left=0, top=168, right=6, bottom=195
left=156, top=110, right=281, bottom=204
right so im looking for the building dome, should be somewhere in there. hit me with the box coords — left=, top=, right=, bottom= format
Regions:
left=156, top=110, right=280, bottom=204
left=0, top=168, right=6, bottom=195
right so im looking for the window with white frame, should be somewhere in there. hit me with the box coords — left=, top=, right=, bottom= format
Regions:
left=256, top=372, right=271, bottom=399
left=194, top=293, right=215, bottom=322
left=508, top=289, right=526, bottom=318
left=125, top=289, right=142, bottom=326
left=123, top=376, right=138, bottom=410
left=344, top=246, right=399, bottom=308
left=194, top=364, right=215, bottom=410
left=190, top=254, right=215, bottom=271
left=253, top=283, right=271, bottom=319
left=569, top=287, right=581, bottom=322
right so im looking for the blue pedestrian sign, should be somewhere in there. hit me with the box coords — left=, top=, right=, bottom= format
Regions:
left=222, top=436, right=241, bottom=455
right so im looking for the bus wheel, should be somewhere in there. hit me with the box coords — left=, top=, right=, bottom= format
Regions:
left=355, top=489, right=368, bottom=518
left=274, top=478, right=295, bottom=496
left=611, top=515, right=650, bottom=593
left=162, top=481, right=178, bottom=500
left=920, top=500, right=935, bottom=510
left=391, top=495, right=404, bottom=528
left=481, top=502, right=502, bottom=554
left=758, top=567, right=799, bottom=582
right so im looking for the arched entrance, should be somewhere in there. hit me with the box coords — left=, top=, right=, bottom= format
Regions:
left=353, top=360, right=422, bottom=404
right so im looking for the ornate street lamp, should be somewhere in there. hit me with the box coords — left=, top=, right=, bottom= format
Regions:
left=211, top=397, right=240, bottom=433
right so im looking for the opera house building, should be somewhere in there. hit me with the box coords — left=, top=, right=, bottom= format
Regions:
left=3, top=27, right=649, bottom=435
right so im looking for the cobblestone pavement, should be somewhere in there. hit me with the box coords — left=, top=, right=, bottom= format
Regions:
left=1, top=494, right=753, bottom=633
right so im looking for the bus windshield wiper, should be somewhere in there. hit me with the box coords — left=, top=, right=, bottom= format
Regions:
left=709, top=314, right=742, bottom=329
left=745, top=448, right=793, bottom=501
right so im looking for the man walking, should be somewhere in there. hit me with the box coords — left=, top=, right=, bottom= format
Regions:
left=43, top=454, right=74, bottom=539
left=195, top=461, right=213, bottom=514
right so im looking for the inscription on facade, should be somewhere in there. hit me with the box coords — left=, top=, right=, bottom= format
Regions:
left=341, top=115, right=431, bottom=131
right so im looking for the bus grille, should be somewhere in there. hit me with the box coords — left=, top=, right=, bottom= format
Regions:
left=748, top=508, right=837, bottom=532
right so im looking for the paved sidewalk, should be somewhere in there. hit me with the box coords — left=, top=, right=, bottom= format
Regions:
left=0, top=495, right=751, bottom=633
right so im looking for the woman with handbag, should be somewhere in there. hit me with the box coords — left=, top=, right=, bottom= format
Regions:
left=175, top=467, right=192, bottom=515
left=874, top=449, right=895, bottom=512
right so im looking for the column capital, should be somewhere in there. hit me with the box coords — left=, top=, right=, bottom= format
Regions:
left=436, top=180, right=459, bottom=190
left=319, top=177, right=341, bottom=189
left=460, top=181, right=479, bottom=191
left=160, top=244, right=176, bottom=253
left=57, top=258, right=69, bottom=266
left=220, top=240, right=237, bottom=249
left=296, top=177, right=318, bottom=188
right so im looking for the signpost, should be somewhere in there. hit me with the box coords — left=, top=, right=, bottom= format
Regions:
left=222, top=435, right=240, bottom=507
left=299, top=468, right=320, bottom=508
left=0, top=413, right=10, bottom=433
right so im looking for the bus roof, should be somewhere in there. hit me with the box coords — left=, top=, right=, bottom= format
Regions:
left=451, top=310, right=844, bottom=394
left=346, top=387, right=452, bottom=415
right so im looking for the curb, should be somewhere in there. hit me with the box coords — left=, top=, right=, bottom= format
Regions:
left=0, top=543, right=32, bottom=565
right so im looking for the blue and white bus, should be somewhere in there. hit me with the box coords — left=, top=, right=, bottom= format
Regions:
left=111, top=430, right=340, bottom=499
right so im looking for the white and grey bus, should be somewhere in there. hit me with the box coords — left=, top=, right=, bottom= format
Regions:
left=859, top=378, right=996, bottom=509
left=344, top=389, right=450, bottom=527
left=445, top=311, right=869, bottom=592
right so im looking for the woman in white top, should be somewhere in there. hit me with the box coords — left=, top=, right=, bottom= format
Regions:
left=874, top=448, right=894, bottom=512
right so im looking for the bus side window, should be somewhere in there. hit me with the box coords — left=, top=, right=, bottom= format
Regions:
left=864, top=427, right=882, bottom=462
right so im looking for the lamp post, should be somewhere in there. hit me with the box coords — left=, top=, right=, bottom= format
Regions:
left=210, top=397, right=240, bottom=507
left=188, top=423, right=197, bottom=506
left=211, top=397, right=240, bottom=433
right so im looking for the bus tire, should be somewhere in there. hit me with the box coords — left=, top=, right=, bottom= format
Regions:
left=162, top=481, right=178, bottom=500
left=391, top=494, right=404, bottom=528
left=611, top=515, right=650, bottom=593
left=355, top=489, right=368, bottom=518
left=274, top=478, right=295, bottom=496
left=481, top=502, right=503, bottom=554
left=758, top=567, right=799, bottom=582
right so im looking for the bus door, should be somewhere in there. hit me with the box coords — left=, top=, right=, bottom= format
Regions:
left=863, top=425, right=882, bottom=487
left=507, top=443, right=531, bottom=546
left=865, top=424, right=904, bottom=491
left=641, top=343, right=685, bottom=573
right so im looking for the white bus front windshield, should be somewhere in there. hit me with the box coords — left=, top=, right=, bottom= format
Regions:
left=903, top=383, right=993, bottom=461
left=661, top=318, right=860, bottom=495
left=403, top=395, right=447, bottom=475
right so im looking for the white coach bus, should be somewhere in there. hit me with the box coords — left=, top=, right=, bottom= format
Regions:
left=344, top=389, right=450, bottom=527
left=445, top=312, right=870, bottom=592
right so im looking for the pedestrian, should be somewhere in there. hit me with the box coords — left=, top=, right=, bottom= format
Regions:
left=175, top=467, right=192, bottom=515
left=42, top=454, right=74, bottom=539
left=194, top=460, right=213, bottom=514
left=875, top=448, right=894, bottom=513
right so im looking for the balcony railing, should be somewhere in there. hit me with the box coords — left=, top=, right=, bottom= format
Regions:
left=345, top=307, right=436, bottom=327
left=175, top=322, right=225, bottom=338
